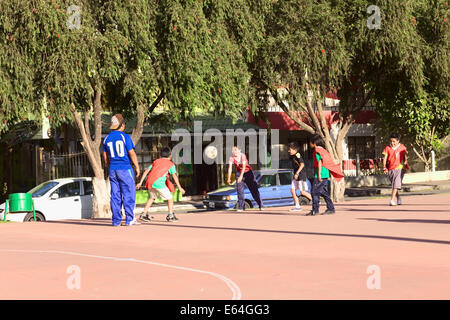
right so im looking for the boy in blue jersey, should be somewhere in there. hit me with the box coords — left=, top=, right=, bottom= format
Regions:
left=102, top=114, right=141, bottom=226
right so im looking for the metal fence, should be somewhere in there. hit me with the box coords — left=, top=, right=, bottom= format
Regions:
left=343, top=158, right=384, bottom=177
left=38, top=150, right=93, bottom=184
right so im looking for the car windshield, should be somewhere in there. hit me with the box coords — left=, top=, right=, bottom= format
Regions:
left=28, top=181, right=59, bottom=198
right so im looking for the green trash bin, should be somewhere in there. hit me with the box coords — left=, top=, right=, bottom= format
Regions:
left=3, top=193, right=36, bottom=222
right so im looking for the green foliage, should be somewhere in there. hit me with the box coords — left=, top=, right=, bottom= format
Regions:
left=375, top=0, right=449, bottom=165
left=253, top=0, right=350, bottom=111
left=0, top=0, right=269, bottom=133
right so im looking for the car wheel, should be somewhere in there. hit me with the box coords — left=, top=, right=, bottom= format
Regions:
left=233, top=201, right=252, bottom=210
left=24, top=212, right=45, bottom=222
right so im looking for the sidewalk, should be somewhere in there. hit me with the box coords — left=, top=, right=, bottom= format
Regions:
left=345, top=179, right=450, bottom=197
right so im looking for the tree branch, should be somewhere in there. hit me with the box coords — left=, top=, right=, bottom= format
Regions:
left=70, top=103, right=103, bottom=177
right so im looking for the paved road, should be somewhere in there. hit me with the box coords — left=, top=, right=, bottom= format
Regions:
left=0, top=193, right=449, bottom=299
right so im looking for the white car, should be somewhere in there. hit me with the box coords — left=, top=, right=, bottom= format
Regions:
left=0, top=178, right=93, bottom=222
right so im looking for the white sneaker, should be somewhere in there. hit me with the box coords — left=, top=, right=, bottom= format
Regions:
left=125, top=219, right=141, bottom=226
left=390, top=200, right=397, bottom=206
left=290, top=207, right=302, bottom=212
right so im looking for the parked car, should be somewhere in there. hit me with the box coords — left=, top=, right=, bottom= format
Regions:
left=203, top=169, right=311, bottom=210
left=0, top=178, right=93, bottom=222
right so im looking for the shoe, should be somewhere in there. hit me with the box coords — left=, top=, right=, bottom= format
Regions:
left=397, top=197, right=402, bottom=205
left=323, top=209, right=335, bottom=215
left=390, top=200, right=397, bottom=206
left=290, top=207, right=302, bottom=212
left=125, top=219, right=141, bottom=226
left=236, top=209, right=244, bottom=212
left=139, top=214, right=151, bottom=222
left=172, top=214, right=179, bottom=221
left=166, top=214, right=175, bottom=222
left=259, top=207, right=264, bottom=211
left=305, top=211, right=317, bottom=216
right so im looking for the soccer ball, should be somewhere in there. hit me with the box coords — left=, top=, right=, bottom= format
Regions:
left=204, top=145, right=218, bottom=160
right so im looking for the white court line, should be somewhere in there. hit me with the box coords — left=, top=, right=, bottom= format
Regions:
left=0, top=249, right=242, bottom=300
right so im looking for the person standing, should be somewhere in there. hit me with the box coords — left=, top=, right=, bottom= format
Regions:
left=383, top=133, right=408, bottom=206
left=227, top=145, right=263, bottom=211
left=288, top=142, right=312, bottom=212
left=307, top=134, right=343, bottom=216
left=103, top=114, right=140, bottom=226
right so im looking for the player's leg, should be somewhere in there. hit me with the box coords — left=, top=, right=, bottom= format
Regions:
left=236, top=173, right=245, bottom=211
left=119, top=169, right=138, bottom=225
left=109, top=170, right=123, bottom=226
left=307, top=178, right=320, bottom=216
left=140, top=189, right=156, bottom=221
left=290, top=180, right=301, bottom=211
left=300, top=180, right=312, bottom=201
left=320, top=179, right=335, bottom=214
left=388, top=170, right=398, bottom=206
left=244, top=171, right=263, bottom=210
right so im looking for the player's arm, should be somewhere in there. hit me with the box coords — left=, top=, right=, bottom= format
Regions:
left=237, top=159, right=246, bottom=183
left=171, top=173, right=185, bottom=195
left=317, top=159, right=323, bottom=182
left=136, top=167, right=150, bottom=189
left=382, top=152, right=388, bottom=173
left=128, top=148, right=140, bottom=178
left=102, top=151, right=109, bottom=169
left=296, top=158, right=304, bottom=177
left=227, top=162, right=233, bottom=185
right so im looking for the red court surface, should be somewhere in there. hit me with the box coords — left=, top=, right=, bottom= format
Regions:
left=1, top=193, right=449, bottom=300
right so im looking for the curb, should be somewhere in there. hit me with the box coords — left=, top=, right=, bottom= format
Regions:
left=345, top=182, right=450, bottom=197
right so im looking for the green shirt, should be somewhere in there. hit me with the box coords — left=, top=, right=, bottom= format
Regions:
left=147, top=164, right=177, bottom=189
left=315, top=153, right=330, bottom=179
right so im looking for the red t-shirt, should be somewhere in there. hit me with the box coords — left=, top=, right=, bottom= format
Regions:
left=229, top=154, right=252, bottom=173
left=383, top=144, right=407, bottom=170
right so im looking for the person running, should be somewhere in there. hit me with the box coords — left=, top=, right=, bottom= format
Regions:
left=306, top=134, right=344, bottom=216
left=288, top=142, right=312, bottom=212
left=103, top=114, right=140, bottom=226
left=136, top=146, right=185, bottom=222
left=227, top=145, right=263, bottom=211
left=383, top=133, right=409, bottom=206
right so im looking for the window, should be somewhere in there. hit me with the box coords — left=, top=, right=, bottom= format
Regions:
left=29, top=181, right=59, bottom=198
left=258, top=174, right=277, bottom=187
left=52, top=182, right=81, bottom=198
left=83, top=181, right=93, bottom=196
left=347, top=136, right=375, bottom=159
left=278, top=172, right=293, bottom=186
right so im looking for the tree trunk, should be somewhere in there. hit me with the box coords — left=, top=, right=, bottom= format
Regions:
left=70, top=80, right=112, bottom=219
left=330, top=178, right=345, bottom=203
left=92, top=176, right=111, bottom=219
